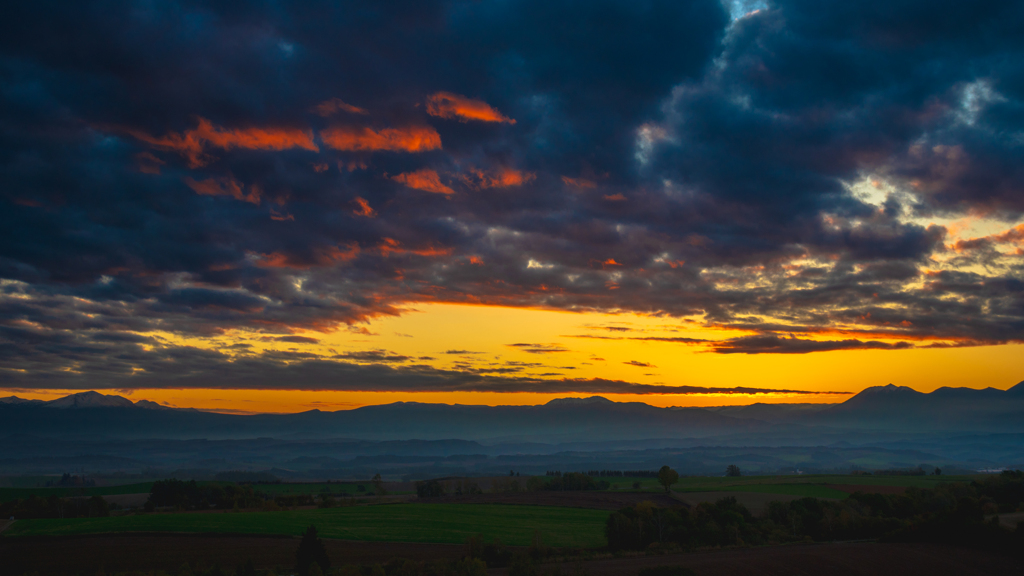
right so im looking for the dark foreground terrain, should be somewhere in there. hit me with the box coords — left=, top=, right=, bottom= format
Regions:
left=0, top=535, right=1016, bottom=576
left=0, top=534, right=462, bottom=576
left=496, top=542, right=1020, bottom=576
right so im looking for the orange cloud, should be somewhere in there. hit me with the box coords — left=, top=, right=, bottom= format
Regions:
left=320, top=126, right=441, bottom=152
left=462, top=167, right=536, bottom=189
left=184, top=176, right=261, bottom=205
left=603, top=193, right=627, bottom=201
left=122, top=118, right=319, bottom=167
left=352, top=197, right=376, bottom=217
left=949, top=223, right=1024, bottom=252
left=390, top=168, right=455, bottom=195
left=311, top=98, right=369, bottom=117
left=378, top=237, right=453, bottom=257
left=562, top=176, right=596, bottom=189
left=426, top=92, right=515, bottom=124
left=255, top=244, right=360, bottom=269
left=135, top=152, right=165, bottom=174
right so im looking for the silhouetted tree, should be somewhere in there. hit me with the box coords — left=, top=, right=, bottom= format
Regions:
left=657, top=466, right=679, bottom=493
left=726, top=465, right=741, bottom=477
left=235, top=559, right=256, bottom=576
left=372, top=473, right=387, bottom=496
left=296, top=525, right=331, bottom=576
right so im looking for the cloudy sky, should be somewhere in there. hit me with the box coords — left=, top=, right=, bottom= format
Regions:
left=2, top=0, right=1023, bottom=412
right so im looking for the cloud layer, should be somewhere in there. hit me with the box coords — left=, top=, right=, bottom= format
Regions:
left=1, top=0, right=1023, bottom=392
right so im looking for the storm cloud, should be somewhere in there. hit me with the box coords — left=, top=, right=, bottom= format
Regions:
left=1, top=0, right=1023, bottom=391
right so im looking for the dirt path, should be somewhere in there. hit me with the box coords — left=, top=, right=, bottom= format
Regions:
left=987, top=511, right=1024, bottom=529
left=489, top=542, right=1017, bottom=576
left=0, top=519, right=13, bottom=534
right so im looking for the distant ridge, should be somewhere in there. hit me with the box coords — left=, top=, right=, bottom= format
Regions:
left=0, top=383, right=1022, bottom=441
left=0, top=391, right=175, bottom=410
left=545, top=396, right=615, bottom=406
left=45, top=391, right=136, bottom=408
left=0, top=396, right=44, bottom=405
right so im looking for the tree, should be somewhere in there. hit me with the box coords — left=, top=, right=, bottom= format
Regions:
left=657, top=466, right=679, bottom=494
left=726, top=465, right=741, bottom=477
left=296, top=525, right=331, bottom=576
left=235, top=559, right=256, bottom=576
left=372, top=473, right=387, bottom=496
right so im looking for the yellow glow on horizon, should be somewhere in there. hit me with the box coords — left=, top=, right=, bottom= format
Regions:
left=4, top=303, right=1022, bottom=413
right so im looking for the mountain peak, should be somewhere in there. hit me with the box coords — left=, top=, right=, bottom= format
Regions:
left=857, top=384, right=922, bottom=395
left=0, top=396, right=43, bottom=405
left=45, top=391, right=135, bottom=409
left=545, top=396, right=615, bottom=407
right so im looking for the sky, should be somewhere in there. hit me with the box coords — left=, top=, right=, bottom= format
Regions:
left=1, top=0, right=1023, bottom=414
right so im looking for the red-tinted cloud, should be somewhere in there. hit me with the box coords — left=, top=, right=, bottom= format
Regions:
left=255, top=244, right=361, bottom=269
left=123, top=118, right=319, bottom=168
left=352, top=197, right=377, bottom=217
left=426, top=92, right=515, bottom=124
left=390, top=168, right=455, bottom=195
left=135, top=152, right=165, bottom=174
left=320, top=126, right=441, bottom=152
left=184, top=176, right=261, bottom=205
left=311, top=97, right=369, bottom=116
left=462, top=167, right=536, bottom=189
left=377, top=237, right=452, bottom=257
left=562, top=176, right=597, bottom=189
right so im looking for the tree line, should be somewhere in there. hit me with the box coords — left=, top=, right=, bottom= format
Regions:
left=0, top=493, right=109, bottom=519
left=546, top=470, right=659, bottom=477
left=606, top=470, right=1024, bottom=554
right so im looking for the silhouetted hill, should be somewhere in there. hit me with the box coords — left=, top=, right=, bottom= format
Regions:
left=45, top=391, right=136, bottom=409
left=0, top=394, right=764, bottom=442
left=2, top=384, right=1022, bottom=445
left=800, top=382, right=1024, bottom=431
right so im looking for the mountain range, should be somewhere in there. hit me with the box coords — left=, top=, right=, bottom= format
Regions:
left=2, top=382, right=1023, bottom=443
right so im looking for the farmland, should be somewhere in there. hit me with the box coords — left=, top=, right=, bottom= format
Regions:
left=0, top=482, right=156, bottom=503
left=3, top=503, right=609, bottom=547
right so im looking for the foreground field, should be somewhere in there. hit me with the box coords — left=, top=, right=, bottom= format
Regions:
left=0, top=536, right=1015, bottom=576
left=4, top=503, right=607, bottom=547
left=491, top=542, right=1019, bottom=576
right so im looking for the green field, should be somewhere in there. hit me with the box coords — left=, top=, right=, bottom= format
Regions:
left=253, top=482, right=413, bottom=497
left=715, top=484, right=850, bottom=499
left=3, top=503, right=608, bottom=547
left=252, top=482, right=363, bottom=496
left=664, top=473, right=974, bottom=499
left=0, top=482, right=156, bottom=503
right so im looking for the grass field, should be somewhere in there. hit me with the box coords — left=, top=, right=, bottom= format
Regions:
left=715, top=484, right=851, bottom=499
left=669, top=474, right=972, bottom=495
left=251, top=482, right=365, bottom=496
left=600, top=473, right=972, bottom=499
left=0, top=482, right=156, bottom=503
left=3, top=503, right=609, bottom=547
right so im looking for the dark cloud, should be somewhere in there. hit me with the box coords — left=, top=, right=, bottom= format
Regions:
left=275, top=335, right=320, bottom=344
left=335, top=350, right=411, bottom=363
left=711, top=335, right=914, bottom=355
left=0, top=337, right=847, bottom=395
left=623, top=360, right=655, bottom=368
left=1, top=0, right=1023, bottom=391
left=507, top=343, right=570, bottom=354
